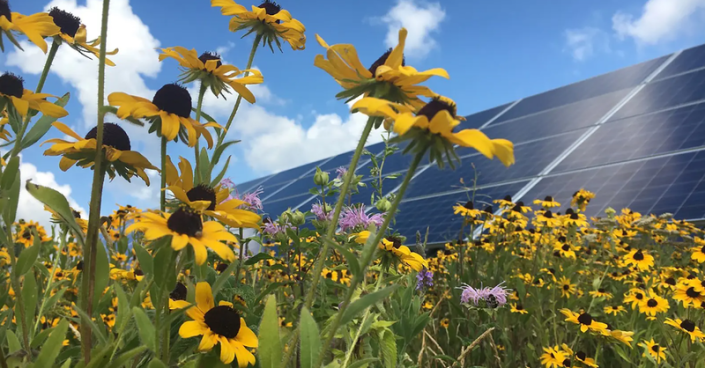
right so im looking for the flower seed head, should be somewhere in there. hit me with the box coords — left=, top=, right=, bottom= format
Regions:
left=198, top=52, right=223, bottom=68
left=84, top=123, right=132, bottom=151
left=48, top=7, right=81, bottom=38
left=203, top=305, right=241, bottom=338
left=0, top=72, right=24, bottom=98
left=152, top=83, right=192, bottom=118
left=416, top=97, right=457, bottom=121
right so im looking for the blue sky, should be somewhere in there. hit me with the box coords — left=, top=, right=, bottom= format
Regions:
left=3, top=0, right=705, bottom=225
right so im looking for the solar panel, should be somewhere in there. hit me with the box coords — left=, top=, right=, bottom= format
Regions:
left=263, top=159, right=327, bottom=188
left=517, top=151, right=705, bottom=221
left=555, top=103, right=705, bottom=173
left=611, top=68, right=705, bottom=120
left=234, top=175, right=271, bottom=193
left=658, top=44, right=705, bottom=79
left=392, top=181, right=530, bottom=245
left=462, top=103, right=513, bottom=129
left=495, top=56, right=668, bottom=122
left=262, top=193, right=313, bottom=219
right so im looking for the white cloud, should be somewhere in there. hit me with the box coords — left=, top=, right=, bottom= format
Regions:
left=564, top=27, right=610, bottom=61
left=381, top=0, right=446, bottom=59
left=18, top=161, right=87, bottom=229
left=612, top=0, right=705, bottom=45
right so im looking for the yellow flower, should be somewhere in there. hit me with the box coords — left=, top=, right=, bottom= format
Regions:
left=315, top=28, right=447, bottom=109
left=165, top=156, right=261, bottom=229
left=623, top=288, right=646, bottom=309
left=440, top=318, right=449, bottom=328
left=622, top=249, right=654, bottom=271
left=0, top=73, right=68, bottom=118
left=126, top=206, right=238, bottom=265
left=638, top=293, right=669, bottom=317
left=169, top=282, right=191, bottom=310
left=690, top=242, right=705, bottom=263
left=603, top=305, right=626, bottom=316
left=48, top=7, right=118, bottom=65
left=540, top=346, right=565, bottom=368
left=673, top=282, right=704, bottom=308
left=559, top=309, right=608, bottom=334
left=453, top=201, right=481, bottom=219
left=588, top=288, right=613, bottom=300
left=159, top=46, right=263, bottom=102
left=533, top=196, right=560, bottom=208
left=42, top=122, right=157, bottom=185
left=574, top=351, right=599, bottom=367
left=0, top=2, right=60, bottom=53
left=212, top=0, right=305, bottom=51
left=640, top=339, right=666, bottom=363
left=108, top=84, right=221, bottom=147
left=665, top=318, right=705, bottom=342
left=179, top=282, right=258, bottom=366
left=603, top=329, right=634, bottom=347
left=510, top=303, right=528, bottom=314
left=557, top=277, right=576, bottom=298
left=352, top=96, right=514, bottom=168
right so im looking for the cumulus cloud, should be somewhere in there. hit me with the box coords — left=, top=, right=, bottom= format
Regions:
left=612, top=0, right=705, bottom=44
left=17, top=161, right=87, bottom=229
left=381, top=0, right=446, bottom=59
left=564, top=27, right=610, bottom=61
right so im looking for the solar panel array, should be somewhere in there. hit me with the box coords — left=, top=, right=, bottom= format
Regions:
left=236, top=43, right=705, bottom=245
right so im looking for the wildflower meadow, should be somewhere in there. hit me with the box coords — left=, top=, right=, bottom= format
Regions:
left=0, top=1, right=704, bottom=367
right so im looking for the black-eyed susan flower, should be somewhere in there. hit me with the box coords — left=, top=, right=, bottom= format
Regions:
left=673, top=282, right=704, bottom=308
left=0, top=72, right=68, bottom=118
left=279, top=317, right=292, bottom=328
left=352, top=96, right=514, bottom=168
left=554, top=242, right=577, bottom=259
left=126, top=206, right=238, bottom=265
left=603, top=305, right=626, bottom=316
left=588, top=288, right=613, bottom=300
left=573, top=351, right=598, bottom=368
left=622, top=249, right=654, bottom=271
left=354, top=231, right=427, bottom=272
left=690, top=241, right=705, bottom=263
left=540, top=346, right=566, bottom=368
left=440, top=318, right=449, bottom=329
left=638, top=293, right=669, bottom=317
left=179, top=282, right=258, bottom=366
left=0, top=1, right=60, bottom=52
left=42, top=122, right=157, bottom=185
left=212, top=0, right=306, bottom=51
left=603, top=329, right=634, bottom=347
left=639, top=339, right=666, bottom=363
left=109, top=84, right=219, bottom=147
left=510, top=303, right=528, bottom=314
left=165, top=156, right=261, bottom=229
left=557, top=277, right=576, bottom=298
left=159, top=47, right=263, bottom=101
left=664, top=318, right=705, bottom=342
left=571, top=189, right=594, bottom=212
left=624, top=288, right=646, bottom=309
left=315, top=28, right=446, bottom=110
left=47, top=7, right=118, bottom=65
left=560, top=309, right=608, bottom=334
left=169, top=282, right=191, bottom=310
left=13, top=220, right=51, bottom=247
left=321, top=268, right=338, bottom=282
left=563, top=209, right=588, bottom=227
left=535, top=210, right=561, bottom=228
left=453, top=201, right=481, bottom=219
left=534, top=196, right=560, bottom=208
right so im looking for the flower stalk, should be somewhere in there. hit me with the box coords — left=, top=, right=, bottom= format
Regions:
left=193, top=82, right=207, bottom=183
left=160, top=136, right=167, bottom=212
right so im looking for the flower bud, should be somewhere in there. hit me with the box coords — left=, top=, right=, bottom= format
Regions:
left=375, top=198, right=392, bottom=212
left=288, top=210, right=306, bottom=227
left=313, top=168, right=329, bottom=186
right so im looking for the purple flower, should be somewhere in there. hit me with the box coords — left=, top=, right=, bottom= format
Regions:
left=262, top=218, right=295, bottom=237
left=335, top=167, right=348, bottom=180
left=416, top=268, right=434, bottom=290
left=458, top=282, right=510, bottom=308
left=228, top=187, right=264, bottom=211
left=339, top=205, right=384, bottom=232
left=220, top=178, right=235, bottom=189
left=311, top=202, right=333, bottom=221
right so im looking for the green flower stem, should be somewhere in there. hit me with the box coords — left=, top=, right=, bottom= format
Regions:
left=9, top=40, right=59, bottom=158
left=216, top=33, right=261, bottom=148
left=341, top=272, right=386, bottom=368
left=33, top=230, right=67, bottom=334
left=193, top=82, right=207, bottom=184
left=314, top=149, right=426, bottom=368
left=233, top=228, right=245, bottom=285
left=304, top=117, right=375, bottom=310
left=6, top=238, right=29, bottom=350
left=80, top=0, right=111, bottom=363
left=160, top=136, right=167, bottom=212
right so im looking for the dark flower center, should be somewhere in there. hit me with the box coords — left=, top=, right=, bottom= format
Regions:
left=548, top=268, right=555, bottom=274
left=84, top=123, right=132, bottom=151
left=166, top=207, right=203, bottom=238
left=544, top=196, right=554, bottom=202
left=680, top=319, right=696, bottom=332
left=651, top=344, right=660, bottom=353
left=686, top=287, right=701, bottom=298
left=0, top=1, right=10, bottom=22
left=22, top=230, right=31, bottom=240
left=701, top=245, right=705, bottom=253
left=562, top=359, right=571, bottom=368
left=203, top=305, right=241, bottom=339
left=72, top=210, right=82, bottom=219
left=48, top=7, right=81, bottom=38
left=598, top=288, right=605, bottom=293
left=56, top=272, right=64, bottom=278
left=561, top=244, right=570, bottom=251
left=416, top=97, right=457, bottom=121
left=563, top=284, right=569, bottom=290
left=565, top=208, right=574, bottom=215
left=152, top=83, right=192, bottom=118
left=635, top=293, right=644, bottom=300
left=198, top=52, right=223, bottom=69
left=665, top=277, right=676, bottom=285
left=368, top=48, right=405, bottom=75
left=647, top=299, right=658, bottom=307
left=0, top=72, right=24, bottom=98
left=570, top=213, right=579, bottom=220
left=633, top=250, right=644, bottom=261
left=512, top=204, right=523, bottom=213
left=216, top=263, right=229, bottom=273
left=483, top=205, right=493, bottom=213
left=134, top=269, right=143, bottom=276
left=577, top=313, right=593, bottom=325
left=186, top=184, right=217, bottom=211
left=258, top=0, right=281, bottom=15
left=463, top=201, right=474, bottom=210
left=76, top=261, right=83, bottom=270
left=515, top=304, right=523, bottom=310
left=385, top=236, right=402, bottom=249
left=543, top=211, right=553, bottom=219
left=576, top=351, right=587, bottom=360
left=170, top=282, right=187, bottom=301
left=503, top=195, right=512, bottom=202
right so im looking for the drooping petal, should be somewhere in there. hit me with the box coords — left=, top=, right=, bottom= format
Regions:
left=195, top=282, right=215, bottom=312
left=179, top=320, right=207, bottom=338
left=234, top=320, right=258, bottom=348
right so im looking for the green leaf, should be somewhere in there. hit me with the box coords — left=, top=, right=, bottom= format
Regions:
left=130, top=277, right=149, bottom=309
left=349, top=358, right=379, bottom=368
left=209, top=156, right=231, bottom=188
left=209, top=140, right=240, bottom=169
left=30, top=327, right=52, bottom=348
left=60, top=358, right=73, bottom=368
left=6, top=330, right=21, bottom=354
left=244, top=252, right=274, bottom=266
left=21, top=93, right=70, bottom=149
left=153, top=245, right=175, bottom=292
left=132, top=307, right=156, bottom=352
left=211, top=261, right=239, bottom=295
left=255, top=282, right=285, bottom=304
left=194, top=108, right=218, bottom=126
left=114, top=285, right=131, bottom=333
left=258, top=295, right=282, bottom=368
left=72, top=304, right=109, bottom=345
left=198, top=147, right=210, bottom=184
left=340, top=285, right=399, bottom=327
left=0, top=155, right=19, bottom=190
left=133, top=242, right=154, bottom=276
left=380, top=330, right=397, bottom=368
left=24, top=181, right=83, bottom=239
left=2, top=157, right=20, bottom=225
left=299, top=307, right=321, bottom=368
left=33, top=320, right=69, bottom=368
left=148, top=359, right=168, bottom=368
left=84, top=343, right=117, bottom=368
left=327, top=239, right=361, bottom=277
left=14, top=236, right=40, bottom=277
left=22, top=272, right=37, bottom=334
left=92, top=243, right=110, bottom=308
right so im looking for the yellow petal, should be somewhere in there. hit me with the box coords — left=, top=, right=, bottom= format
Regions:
left=385, top=28, right=407, bottom=69
left=219, top=336, right=236, bottom=364
left=235, top=321, right=259, bottom=348
left=179, top=320, right=206, bottom=338
left=195, top=282, right=214, bottom=312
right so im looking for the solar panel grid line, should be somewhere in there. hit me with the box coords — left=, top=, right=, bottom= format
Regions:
left=639, top=153, right=698, bottom=218
left=240, top=174, right=274, bottom=193
left=478, top=98, right=522, bottom=129
left=605, top=96, right=705, bottom=125
left=260, top=154, right=340, bottom=202
left=651, top=64, right=705, bottom=84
